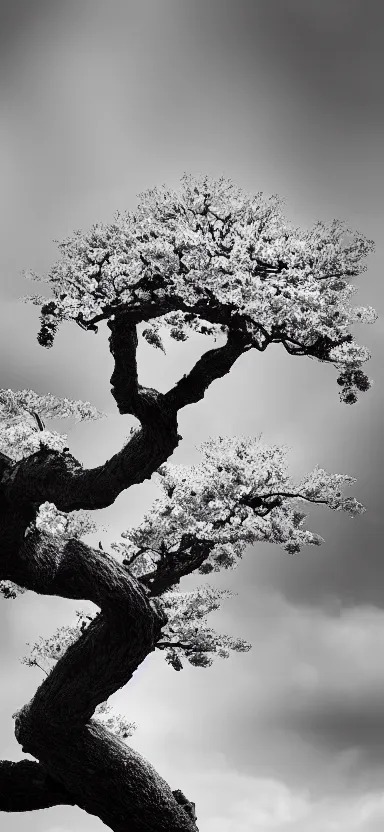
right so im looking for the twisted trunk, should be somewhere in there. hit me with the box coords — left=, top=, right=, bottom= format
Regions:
left=13, top=721, right=196, bottom=831
left=4, top=531, right=197, bottom=830
left=0, top=322, right=252, bottom=829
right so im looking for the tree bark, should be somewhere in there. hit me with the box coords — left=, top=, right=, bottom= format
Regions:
left=0, top=760, right=75, bottom=811
left=0, top=324, right=253, bottom=829
left=6, top=531, right=197, bottom=830
left=14, top=720, right=197, bottom=831
left=2, top=327, right=250, bottom=514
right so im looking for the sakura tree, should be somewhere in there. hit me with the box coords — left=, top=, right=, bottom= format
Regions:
left=0, top=175, right=376, bottom=831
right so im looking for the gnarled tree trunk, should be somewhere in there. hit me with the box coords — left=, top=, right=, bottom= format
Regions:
left=0, top=320, right=252, bottom=829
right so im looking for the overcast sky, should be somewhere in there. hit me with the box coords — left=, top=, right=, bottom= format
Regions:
left=1, top=1, right=384, bottom=830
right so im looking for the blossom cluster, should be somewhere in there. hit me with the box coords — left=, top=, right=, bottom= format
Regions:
left=34, top=501, right=96, bottom=538
left=0, top=421, right=69, bottom=462
left=0, top=581, right=26, bottom=600
left=23, top=175, right=376, bottom=399
left=111, top=435, right=365, bottom=578
left=0, top=388, right=105, bottom=422
left=0, top=387, right=105, bottom=462
left=17, top=435, right=366, bottom=676
left=158, top=583, right=251, bottom=670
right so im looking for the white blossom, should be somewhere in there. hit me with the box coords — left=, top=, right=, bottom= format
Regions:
left=0, top=387, right=104, bottom=461
left=0, top=581, right=27, bottom=600
left=329, top=341, right=371, bottom=367
left=35, top=502, right=96, bottom=539
left=0, top=388, right=105, bottom=422
left=157, top=583, right=251, bottom=670
left=113, top=435, right=364, bottom=579
left=22, top=175, right=375, bottom=400
left=0, top=422, right=69, bottom=462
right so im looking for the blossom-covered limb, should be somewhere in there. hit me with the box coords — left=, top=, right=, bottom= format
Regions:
left=25, top=175, right=375, bottom=405
left=112, top=436, right=365, bottom=586
left=152, top=584, right=251, bottom=670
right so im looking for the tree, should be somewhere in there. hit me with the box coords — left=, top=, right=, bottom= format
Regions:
left=0, top=175, right=376, bottom=830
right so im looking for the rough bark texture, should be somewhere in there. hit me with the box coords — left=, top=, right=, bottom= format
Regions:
left=14, top=721, right=198, bottom=831
left=0, top=315, right=253, bottom=830
left=0, top=760, right=76, bottom=811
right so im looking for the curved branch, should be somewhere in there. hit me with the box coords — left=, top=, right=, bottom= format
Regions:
left=138, top=486, right=336, bottom=596
left=13, top=721, right=198, bottom=831
left=108, top=316, right=139, bottom=412
left=141, top=537, right=215, bottom=598
left=3, top=331, right=252, bottom=513
left=6, top=532, right=165, bottom=726
left=6, top=530, right=197, bottom=830
left=164, top=329, right=252, bottom=411
left=0, top=759, right=75, bottom=811
left=2, top=403, right=180, bottom=513
left=108, top=313, right=162, bottom=421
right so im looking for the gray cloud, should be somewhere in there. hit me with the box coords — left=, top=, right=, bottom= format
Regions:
left=181, top=596, right=384, bottom=799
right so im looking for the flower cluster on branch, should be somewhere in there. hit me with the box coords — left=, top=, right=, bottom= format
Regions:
left=112, top=435, right=364, bottom=576
left=20, top=434, right=365, bottom=679
left=0, top=388, right=105, bottom=461
left=22, top=174, right=376, bottom=402
left=0, top=174, right=375, bottom=829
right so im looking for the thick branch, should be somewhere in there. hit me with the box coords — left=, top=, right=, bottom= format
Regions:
left=13, top=721, right=197, bottom=831
left=6, top=534, right=197, bottom=830
left=2, top=406, right=180, bottom=513
left=2, top=331, right=251, bottom=514
left=108, top=314, right=163, bottom=421
left=141, top=537, right=215, bottom=598
left=0, top=760, right=75, bottom=811
left=164, top=328, right=252, bottom=411
left=108, top=316, right=139, bottom=412
left=7, top=533, right=165, bottom=725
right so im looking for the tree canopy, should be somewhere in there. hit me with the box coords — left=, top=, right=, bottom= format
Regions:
left=24, top=174, right=376, bottom=403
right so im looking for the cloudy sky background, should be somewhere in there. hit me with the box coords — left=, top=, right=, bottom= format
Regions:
left=1, top=1, right=383, bottom=830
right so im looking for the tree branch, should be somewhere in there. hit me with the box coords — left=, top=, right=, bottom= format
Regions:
left=108, top=313, right=165, bottom=421
left=5, top=533, right=197, bottom=830
left=0, top=760, right=75, bottom=811
left=2, top=330, right=252, bottom=514
left=2, top=406, right=180, bottom=513
left=163, top=328, right=252, bottom=411
left=13, top=721, right=198, bottom=831
left=141, top=537, right=215, bottom=598
left=6, top=532, right=165, bottom=725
